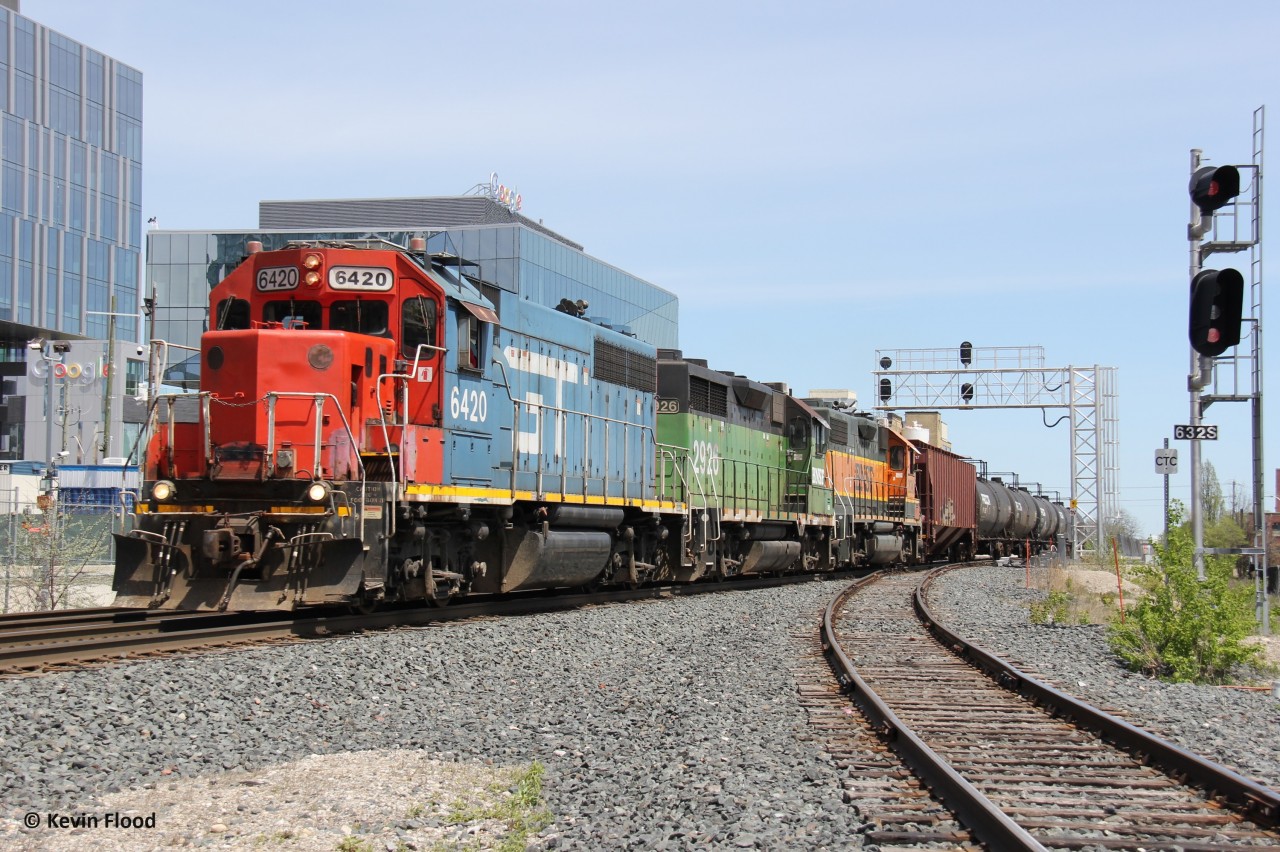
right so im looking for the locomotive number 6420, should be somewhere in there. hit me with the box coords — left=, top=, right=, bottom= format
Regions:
left=329, top=266, right=394, bottom=291
left=450, top=385, right=488, bottom=423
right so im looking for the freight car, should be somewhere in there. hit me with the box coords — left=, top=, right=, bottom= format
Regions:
left=915, top=442, right=1068, bottom=562
left=113, top=239, right=1059, bottom=611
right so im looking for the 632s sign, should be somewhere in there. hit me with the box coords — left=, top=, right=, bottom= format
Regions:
left=1173, top=424, right=1218, bottom=440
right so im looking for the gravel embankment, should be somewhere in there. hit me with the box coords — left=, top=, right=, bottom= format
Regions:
left=2, top=566, right=1277, bottom=851
left=0, top=580, right=861, bottom=850
left=928, top=563, right=1280, bottom=789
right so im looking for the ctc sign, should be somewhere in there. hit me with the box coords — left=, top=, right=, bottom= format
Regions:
left=1154, top=448, right=1178, bottom=475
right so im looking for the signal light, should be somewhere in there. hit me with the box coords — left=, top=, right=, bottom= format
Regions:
left=878, top=378, right=892, bottom=402
left=1189, top=268, right=1244, bottom=357
left=959, top=341, right=973, bottom=367
left=960, top=383, right=974, bottom=404
left=1189, top=165, right=1240, bottom=216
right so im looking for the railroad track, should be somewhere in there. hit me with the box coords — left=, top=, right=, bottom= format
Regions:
left=0, top=570, right=848, bottom=676
left=820, top=566, right=1280, bottom=850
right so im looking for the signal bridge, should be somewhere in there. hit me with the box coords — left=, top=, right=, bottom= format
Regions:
left=873, top=343, right=1118, bottom=557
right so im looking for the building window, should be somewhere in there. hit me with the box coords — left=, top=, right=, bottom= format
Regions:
left=124, top=358, right=143, bottom=397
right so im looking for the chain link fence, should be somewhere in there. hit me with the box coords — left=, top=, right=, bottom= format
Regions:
left=0, top=470, right=137, bottom=612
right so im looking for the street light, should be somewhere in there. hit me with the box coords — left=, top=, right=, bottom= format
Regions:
left=88, top=299, right=145, bottom=461
left=28, top=339, right=70, bottom=468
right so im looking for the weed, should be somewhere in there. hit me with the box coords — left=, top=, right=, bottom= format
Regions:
left=1029, top=590, right=1072, bottom=625
left=1107, top=501, right=1262, bottom=683
left=446, top=761, right=553, bottom=852
left=335, top=837, right=374, bottom=852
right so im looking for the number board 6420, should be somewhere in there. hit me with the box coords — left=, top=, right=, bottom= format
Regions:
left=329, top=266, right=394, bottom=291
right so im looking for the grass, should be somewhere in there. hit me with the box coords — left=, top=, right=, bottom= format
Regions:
left=444, top=761, right=553, bottom=852
left=1026, top=562, right=1131, bottom=626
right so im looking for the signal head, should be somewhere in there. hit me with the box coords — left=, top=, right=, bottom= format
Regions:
left=1189, top=268, right=1245, bottom=357
left=1189, top=165, right=1240, bottom=216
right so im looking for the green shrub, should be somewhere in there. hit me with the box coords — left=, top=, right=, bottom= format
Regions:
left=1107, top=501, right=1261, bottom=683
left=1030, top=590, right=1072, bottom=625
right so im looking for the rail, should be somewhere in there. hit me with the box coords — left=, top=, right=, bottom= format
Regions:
left=915, top=565, right=1280, bottom=827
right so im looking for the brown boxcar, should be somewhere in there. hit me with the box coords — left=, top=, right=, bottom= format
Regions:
left=916, top=443, right=977, bottom=561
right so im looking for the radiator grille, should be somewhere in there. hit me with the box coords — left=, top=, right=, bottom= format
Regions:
left=689, top=376, right=729, bottom=417
left=830, top=419, right=849, bottom=446
left=593, top=339, right=656, bottom=393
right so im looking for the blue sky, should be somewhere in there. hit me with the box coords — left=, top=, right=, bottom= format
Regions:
left=31, top=0, right=1278, bottom=537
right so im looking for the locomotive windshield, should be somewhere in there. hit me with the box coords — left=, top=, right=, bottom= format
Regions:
left=402, top=296, right=437, bottom=358
left=331, top=299, right=389, bottom=337
left=263, top=299, right=321, bottom=329
left=214, top=298, right=250, bottom=330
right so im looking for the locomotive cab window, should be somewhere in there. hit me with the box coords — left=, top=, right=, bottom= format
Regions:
left=331, top=299, right=389, bottom=337
left=263, top=299, right=321, bottom=330
left=457, top=313, right=482, bottom=371
left=889, top=445, right=905, bottom=470
left=214, top=298, right=250, bottom=330
left=787, top=417, right=810, bottom=451
left=402, top=296, right=438, bottom=360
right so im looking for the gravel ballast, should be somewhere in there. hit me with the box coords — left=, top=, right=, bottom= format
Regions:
left=1, top=580, right=859, bottom=850
left=1, top=565, right=1277, bottom=850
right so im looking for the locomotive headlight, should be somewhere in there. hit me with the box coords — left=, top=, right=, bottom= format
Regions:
left=151, top=480, right=176, bottom=502
left=304, top=270, right=322, bottom=287
left=306, top=481, right=331, bottom=503
left=302, top=253, right=322, bottom=270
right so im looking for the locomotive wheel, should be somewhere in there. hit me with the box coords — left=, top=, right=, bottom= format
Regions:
left=349, top=595, right=380, bottom=616
left=427, top=576, right=454, bottom=607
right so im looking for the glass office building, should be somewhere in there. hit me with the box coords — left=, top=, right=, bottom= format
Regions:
left=0, top=6, right=143, bottom=461
left=148, top=197, right=679, bottom=367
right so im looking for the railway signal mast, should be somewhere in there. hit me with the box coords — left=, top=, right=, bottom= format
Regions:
left=1185, top=107, right=1267, bottom=632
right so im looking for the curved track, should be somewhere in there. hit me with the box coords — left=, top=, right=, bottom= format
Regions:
left=821, top=566, right=1280, bottom=850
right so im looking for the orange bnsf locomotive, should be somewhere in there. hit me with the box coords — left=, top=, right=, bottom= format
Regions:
left=113, top=239, right=1062, bottom=611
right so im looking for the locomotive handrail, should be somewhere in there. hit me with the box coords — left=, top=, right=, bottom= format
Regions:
left=828, top=473, right=853, bottom=543
left=259, top=391, right=366, bottom=529
left=372, top=342, right=447, bottom=538
left=508, top=396, right=658, bottom=505
left=147, top=389, right=368, bottom=530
